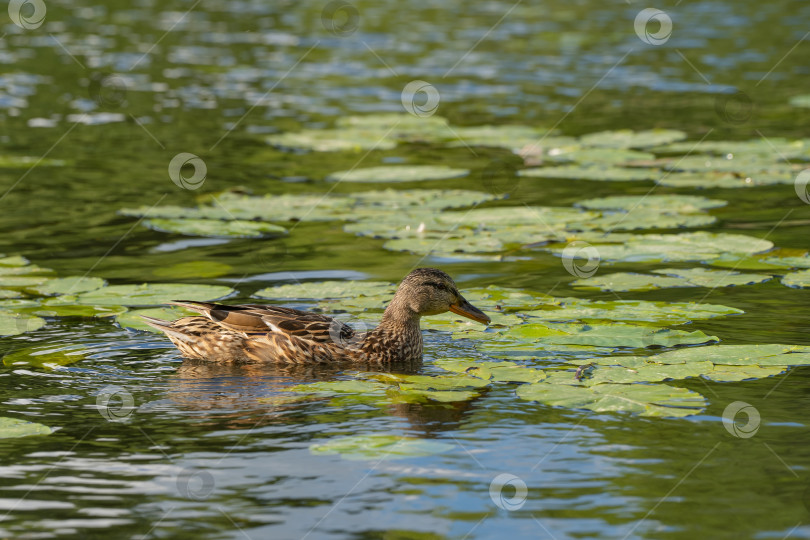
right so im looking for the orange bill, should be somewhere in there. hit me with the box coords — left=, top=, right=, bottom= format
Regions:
left=449, top=296, right=491, bottom=325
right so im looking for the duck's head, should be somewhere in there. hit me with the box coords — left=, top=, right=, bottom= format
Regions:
left=393, top=268, right=490, bottom=324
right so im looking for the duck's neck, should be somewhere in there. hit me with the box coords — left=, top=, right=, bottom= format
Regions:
left=362, top=295, right=423, bottom=362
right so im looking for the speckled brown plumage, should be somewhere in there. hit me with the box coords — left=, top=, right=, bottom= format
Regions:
left=142, top=268, right=490, bottom=364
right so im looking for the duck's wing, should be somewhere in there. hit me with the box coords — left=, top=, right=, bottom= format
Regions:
left=169, top=301, right=354, bottom=344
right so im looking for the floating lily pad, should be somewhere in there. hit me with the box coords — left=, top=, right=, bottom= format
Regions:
left=579, top=129, right=687, bottom=149
left=443, top=125, right=554, bottom=151
left=576, top=195, right=726, bottom=213
left=657, top=171, right=784, bottom=189
left=326, top=165, right=469, bottom=184
left=705, top=254, right=794, bottom=271
left=0, top=289, right=21, bottom=299
left=547, top=147, right=655, bottom=165
left=651, top=138, right=810, bottom=159
left=506, top=322, right=717, bottom=348
left=637, top=344, right=810, bottom=366
left=519, top=165, right=659, bottom=182
left=26, top=303, right=126, bottom=318
left=26, top=276, right=106, bottom=296
left=0, top=311, right=46, bottom=335
left=267, top=128, right=400, bottom=152
left=703, top=365, right=788, bottom=382
left=789, top=95, right=810, bottom=109
left=524, top=299, right=742, bottom=324
left=553, top=231, right=773, bottom=264
left=2, top=343, right=88, bottom=368
left=583, top=361, right=714, bottom=385
left=116, top=306, right=197, bottom=332
left=144, top=218, right=286, bottom=238
left=434, top=358, right=546, bottom=383
left=310, top=434, right=454, bottom=461
left=0, top=255, right=30, bottom=266
left=0, top=275, right=49, bottom=287
left=574, top=268, right=771, bottom=292
left=75, top=283, right=233, bottom=306
left=516, top=382, right=705, bottom=417
left=0, top=417, right=52, bottom=438
left=782, top=269, right=810, bottom=288
left=255, top=280, right=394, bottom=300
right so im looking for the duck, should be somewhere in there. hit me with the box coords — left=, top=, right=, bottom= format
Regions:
left=142, top=268, right=490, bottom=364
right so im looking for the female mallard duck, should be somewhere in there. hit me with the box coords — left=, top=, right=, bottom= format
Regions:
left=142, top=268, right=490, bottom=364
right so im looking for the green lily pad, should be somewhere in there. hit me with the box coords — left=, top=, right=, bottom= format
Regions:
left=789, top=95, right=810, bottom=109
left=25, top=303, right=127, bottom=318
left=267, top=128, right=400, bottom=152
left=0, top=289, right=21, bottom=299
left=782, top=269, right=810, bottom=288
left=703, top=365, right=788, bottom=382
left=26, top=276, right=106, bottom=296
left=658, top=171, right=786, bottom=189
left=75, top=283, right=233, bottom=306
left=326, top=165, right=469, bottom=184
left=576, top=194, right=726, bottom=213
left=762, top=255, right=810, bottom=269
left=516, top=382, right=705, bottom=417
left=652, top=138, right=810, bottom=159
left=0, top=417, right=52, bottom=438
left=574, top=268, right=771, bottom=292
left=524, top=298, right=742, bottom=324
left=579, top=129, right=687, bottom=149
left=255, top=280, right=395, bottom=300
left=2, top=343, right=88, bottom=369
left=507, top=322, right=717, bottom=348
left=547, top=147, right=655, bottom=165
left=519, top=165, right=659, bottom=182
left=0, top=264, right=53, bottom=276
left=0, top=311, right=46, bottom=335
left=434, top=358, right=546, bottom=383
left=144, top=218, right=286, bottom=238
left=443, top=125, right=556, bottom=151
left=640, top=344, right=810, bottom=365
left=116, top=306, right=197, bottom=332
left=583, top=361, right=714, bottom=385
left=0, top=275, right=49, bottom=287
left=0, top=255, right=30, bottom=266
left=553, top=231, right=773, bottom=264
left=290, top=379, right=391, bottom=396
left=310, top=434, right=453, bottom=461
left=705, top=254, right=794, bottom=271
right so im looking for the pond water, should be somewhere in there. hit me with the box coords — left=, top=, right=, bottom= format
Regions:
left=2, top=0, right=810, bottom=538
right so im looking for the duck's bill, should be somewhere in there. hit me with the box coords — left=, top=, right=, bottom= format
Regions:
left=449, top=297, right=491, bottom=325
